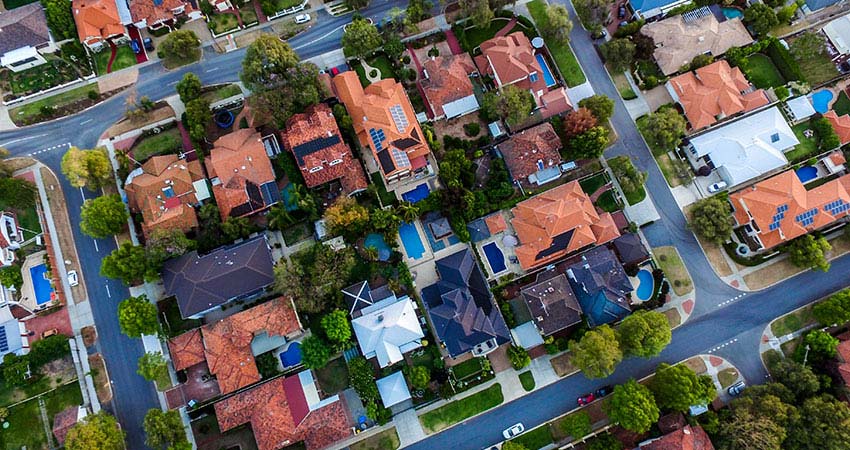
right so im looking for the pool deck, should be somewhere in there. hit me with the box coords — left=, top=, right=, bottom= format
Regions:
left=18, top=250, right=52, bottom=313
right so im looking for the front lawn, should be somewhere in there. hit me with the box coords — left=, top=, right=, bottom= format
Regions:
left=608, top=155, right=647, bottom=205
left=527, top=0, right=585, bottom=87
left=209, top=11, right=241, bottom=35
left=450, top=357, right=483, bottom=380
left=654, top=246, right=692, bottom=296
left=354, top=54, right=397, bottom=86
left=519, top=371, right=535, bottom=391
left=1, top=58, right=81, bottom=96
left=579, top=172, right=607, bottom=195
left=611, top=71, right=636, bottom=100
left=159, top=296, right=202, bottom=338
left=788, top=121, right=819, bottom=162
left=131, top=127, right=183, bottom=162
left=739, top=54, right=785, bottom=89
left=94, top=45, right=137, bottom=75
left=315, top=357, right=350, bottom=394
left=201, top=83, right=243, bottom=103
left=239, top=2, right=259, bottom=25
left=350, top=427, right=400, bottom=450
left=510, top=425, right=553, bottom=450
left=419, top=383, right=503, bottom=433
left=771, top=304, right=814, bottom=337
left=717, top=367, right=739, bottom=388
left=833, top=90, right=850, bottom=116
left=9, top=84, right=100, bottom=126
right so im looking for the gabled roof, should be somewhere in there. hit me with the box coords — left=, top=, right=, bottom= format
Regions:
left=668, top=60, right=768, bottom=130
left=162, top=236, right=275, bottom=318
left=129, top=0, right=193, bottom=26
left=52, top=406, right=85, bottom=446
left=478, top=32, right=546, bottom=93
left=612, top=233, right=650, bottom=267
left=521, top=270, right=582, bottom=335
left=282, top=103, right=368, bottom=195
left=421, top=248, right=510, bottom=358
left=125, top=154, right=205, bottom=237
left=566, top=246, right=632, bottom=327
left=825, top=110, right=850, bottom=145
left=421, top=54, right=479, bottom=119
left=640, top=425, right=715, bottom=450
left=352, top=295, right=424, bottom=367
left=511, top=181, right=620, bottom=270
left=0, top=3, right=51, bottom=56
left=167, top=328, right=206, bottom=371
left=498, top=122, right=562, bottom=183
left=72, top=0, right=125, bottom=44
left=206, top=129, right=279, bottom=219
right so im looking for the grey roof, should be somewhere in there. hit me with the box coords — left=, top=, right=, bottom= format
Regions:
left=0, top=3, right=51, bottom=56
left=343, top=281, right=373, bottom=316
left=422, top=248, right=510, bottom=358
left=162, top=236, right=275, bottom=318
left=521, top=270, right=582, bottom=336
left=568, top=247, right=633, bottom=301
left=376, top=371, right=411, bottom=408
left=805, top=0, right=839, bottom=11
left=612, top=233, right=650, bottom=267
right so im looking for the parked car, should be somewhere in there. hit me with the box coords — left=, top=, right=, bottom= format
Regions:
left=595, top=385, right=613, bottom=398
left=502, top=423, right=525, bottom=440
left=143, top=37, right=154, bottom=51
left=577, top=393, right=595, bottom=406
left=130, top=39, right=141, bottom=54
left=42, top=328, right=59, bottom=338
left=295, top=13, right=311, bottom=24
left=618, top=20, right=629, bottom=27
left=67, top=270, right=78, bottom=287
left=728, top=381, right=746, bottom=396
left=591, top=28, right=608, bottom=40
left=707, top=181, right=728, bottom=193
left=618, top=5, right=626, bottom=18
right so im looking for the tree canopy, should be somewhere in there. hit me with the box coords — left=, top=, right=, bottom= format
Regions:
left=101, top=242, right=158, bottom=285
left=642, top=107, right=687, bottom=151
left=145, top=228, right=195, bottom=265
left=538, top=4, right=573, bottom=44
left=137, top=351, right=168, bottom=382
left=301, top=335, right=332, bottom=369
left=241, top=35, right=302, bottom=90
left=569, top=324, right=623, bottom=379
left=600, top=39, right=635, bottom=73
left=605, top=379, right=659, bottom=433
left=785, top=234, right=831, bottom=272
left=617, top=310, right=672, bottom=358
left=324, top=197, right=370, bottom=238
left=459, top=0, right=495, bottom=29
left=579, top=95, right=615, bottom=123
left=813, top=289, right=850, bottom=326
left=118, top=295, right=159, bottom=338
left=159, top=30, right=201, bottom=64
left=65, top=412, right=126, bottom=450
left=144, top=409, right=188, bottom=450
left=342, top=18, right=384, bottom=59
left=321, top=309, right=352, bottom=348
left=481, top=85, right=535, bottom=126
left=744, top=3, right=779, bottom=36
left=649, top=363, right=716, bottom=412
left=184, top=98, right=212, bottom=143
left=61, top=147, right=113, bottom=190
left=689, top=196, right=733, bottom=245
left=274, top=244, right=356, bottom=313
left=80, top=195, right=128, bottom=239
left=175, top=72, right=202, bottom=104
left=567, top=126, right=609, bottom=159
left=42, top=0, right=77, bottom=40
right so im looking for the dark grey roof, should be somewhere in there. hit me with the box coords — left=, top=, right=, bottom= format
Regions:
left=292, top=135, right=341, bottom=166
left=467, top=218, right=491, bottom=243
left=535, top=229, right=576, bottom=260
left=521, top=270, right=582, bottom=336
left=612, top=233, right=649, bottom=267
left=567, top=246, right=633, bottom=310
left=377, top=149, right=396, bottom=174
left=422, top=248, right=510, bottom=357
left=0, top=3, right=51, bottom=56
left=162, top=235, right=275, bottom=318
left=343, top=281, right=373, bottom=316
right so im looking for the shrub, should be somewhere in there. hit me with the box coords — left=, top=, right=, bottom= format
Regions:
left=87, top=90, right=99, bottom=100
left=507, top=345, right=531, bottom=370
left=766, top=38, right=804, bottom=82
left=463, top=122, right=480, bottom=137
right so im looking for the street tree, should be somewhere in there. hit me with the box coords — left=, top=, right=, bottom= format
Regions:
left=643, top=107, right=687, bottom=151
left=321, top=309, right=352, bottom=348
left=567, top=126, right=609, bottom=159
left=137, top=352, right=168, bottom=382
left=600, top=39, right=635, bottom=73
left=459, top=0, right=494, bottom=29
left=159, top=30, right=201, bottom=65
left=175, top=72, right=202, bottom=104
left=785, top=234, right=831, bottom=272
left=768, top=359, right=820, bottom=401
left=184, top=98, right=211, bottom=143
left=559, top=410, right=591, bottom=439
left=689, top=196, right=733, bottom=245
left=384, top=35, right=405, bottom=61
left=801, top=329, right=839, bottom=362
left=408, top=365, right=431, bottom=389
left=563, top=107, right=598, bottom=138
left=813, top=290, right=850, bottom=326
left=649, top=363, right=716, bottom=412
left=579, top=95, right=615, bottom=123
left=785, top=395, right=850, bottom=450
left=80, top=195, right=128, bottom=239
left=605, top=379, right=659, bottom=433
left=342, top=18, right=383, bottom=59
left=61, top=147, right=113, bottom=190
left=145, top=228, right=196, bottom=265
left=569, top=324, right=623, bottom=379
left=143, top=409, right=188, bottom=450
left=301, top=335, right=332, bottom=369
left=65, top=412, right=126, bottom=450
left=118, top=295, right=159, bottom=338
left=101, top=242, right=156, bottom=285
left=744, top=3, right=779, bottom=36
left=538, top=4, right=573, bottom=44
left=241, top=35, right=302, bottom=90
left=617, top=310, right=672, bottom=358
left=585, top=433, right=623, bottom=450
left=573, top=0, right=613, bottom=27
left=406, top=0, right=433, bottom=24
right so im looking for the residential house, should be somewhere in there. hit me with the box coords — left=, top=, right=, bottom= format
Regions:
left=281, top=103, right=368, bottom=196
left=214, top=375, right=351, bottom=450
left=641, top=7, right=753, bottom=76
left=824, top=13, right=850, bottom=55
left=421, top=248, right=511, bottom=358
left=666, top=60, right=769, bottom=131
left=638, top=424, right=715, bottom=450
left=497, top=122, right=562, bottom=186
left=730, top=170, right=850, bottom=251
left=0, top=212, right=23, bottom=267
left=351, top=288, right=424, bottom=368
left=510, top=181, right=620, bottom=271
left=804, top=0, right=840, bottom=13
left=629, top=0, right=692, bottom=20
left=520, top=269, right=582, bottom=336
left=332, top=72, right=432, bottom=185
left=161, top=235, right=275, bottom=319
left=129, top=0, right=201, bottom=30
left=343, top=280, right=396, bottom=317
left=124, top=154, right=210, bottom=238
left=836, top=335, right=850, bottom=390
left=208, top=0, right=232, bottom=12
left=72, top=0, right=127, bottom=50
left=52, top=406, right=87, bottom=446
left=0, top=305, right=27, bottom=358
left=565, top=246, right=633, bottom=327
left=476, top=32, right=572, bottom=119
left=420, top=54, right=480, bottom=120
left=612, top=233, right=650, bottom=268
left=0, top=3, right=57, bottom=72
left=825, top=110, right=850, bottom=145
left=684, top=107, right=798, bottom=188
left=206, top=129, right=280, bottom=220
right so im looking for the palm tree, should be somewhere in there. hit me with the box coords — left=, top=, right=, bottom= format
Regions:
left=397, top=202, right=420, bottom=223
left=291, top=184, right=318, bottom=219
left=267, top=204, right=292, bottom=230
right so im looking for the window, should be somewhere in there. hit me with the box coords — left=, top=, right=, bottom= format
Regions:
left=529, top=72, right=539, bottom=83
left=770, top=133, right=780, bottom=143
left=309, top=166, right=323, bottom=173
left=329, top=159, right=343, bottom=166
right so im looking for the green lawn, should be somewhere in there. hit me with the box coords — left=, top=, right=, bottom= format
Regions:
left=595, top=190, right=619, bottom=212
left=579, top=173, right=607, bottom=195
left=1, top=59, right=82, bottom=95
left=833, top=91, right=850, bottom=116
left=209, top=11, right=241, bottom=35
left=239, top=2, right=259, bottom=25
left=717, top=367, right=739, bottom=388
left=519, top=371, right=535, bottom=391
left=0, top=191, right=41, bottom=238
left=788, top=121, right=819, bottom=162
left=611, top=71, right=636, bottom=100
left=450, top=357, right=483, bottom=380
left=161, top=48, right=202, bottom=70
left=265, top=0, right=302, bottom=13
left=419, top=384, right=503, bottom=433
left=510, top=425, right=554, bottom=450
left=655, top=246, right=692, bottom=296
left=740, top=54, right=785, bottom=89
left=0, top=382, right=82, bottom=450
left=370, top=172, right=398, bottom=206
left=9, top=84, right=100, bottom=126
left=159, top=296, right=202, bottom=338
left=354, top=54, right=397, bottom=87
left=771, top=304, right=814, bottom=337
left=608, top=155, right=647, bottom=205
left=315, top=357, right=350, bottom=394
left=94, top=45, right=137, bottom=75
left=455, top=19, right=515, bottom=53
left=527, top=0, right=586, bottom=87
left=201, top=83, right=243, bottom=103
left=350, top=427, right=400, bottom=450
left=131, top=128, right=183, bottom=162
left=791, top=52, right=838, bottom=86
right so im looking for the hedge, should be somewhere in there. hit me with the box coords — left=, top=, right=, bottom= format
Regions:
left=766, top=39, right=804, bottom=82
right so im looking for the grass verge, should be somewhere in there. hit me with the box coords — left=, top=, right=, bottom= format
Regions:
left=350, top=427, right=400, bottom=450
left=519, top=371, right=535, bottom=391
left=510, top=425, right=553, bottom=450
left=526, top=0, right=586, bottom=87
left=770, top=304, right=814, bottom=337
left=419, top=383, right=503, bottom=434
left=654, top=246, right=692, bottom=296
left=717, top=367, right=739, bottom=388
left=9, top=84, right=99, bottom=125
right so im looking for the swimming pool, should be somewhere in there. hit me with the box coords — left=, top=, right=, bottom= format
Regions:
left=534, top=54, right=557, bottom=87
left=811, top=89, right=834, bottom=114
left=796, top=166, right=818, bottom=184
left=364, top=233, right=391, bottom=261
left=402, top=184, right=430, bottom=203
left=635, top=269, right=655, bottom=301
left=30, top=264, right=55, bottom=306
left=399, top=222, right=426, bottom=260
left=279, top=342, right=302, bottom=368
left=721, top=7, right=742, bottom=19
left=482, top=242, right=507, bottom=274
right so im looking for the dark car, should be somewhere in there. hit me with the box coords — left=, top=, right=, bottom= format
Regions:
left=130, top=39, right=141, bottom=54
left=591, top=28, right=607, bottom=39
left=595, top=385, right=613, bottom=398
left=143, top=37, right=154, bottom=51
left=618, top=5, right=626, bottom=18
left=577, top=393, right=595, bottom=406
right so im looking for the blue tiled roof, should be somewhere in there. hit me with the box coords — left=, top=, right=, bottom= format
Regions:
left=805, top=0, right=839, bottom=11
left=629, top=0, right=680, bottom=13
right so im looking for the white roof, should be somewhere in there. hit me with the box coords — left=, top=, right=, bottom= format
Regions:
left=824, top=12, right=850, bottom=55
left=510, top=321, right=544, bottom=350
left=442, top=95, right=480, bottom=119
left=193, top=179, right=211, bottom=202
left=376, top=371, right=411, bottom=408
left=0, top=46, right=39, bottom=66
left=787, top=96, right=816, bottom=121
left=689, top=107, right=798, bottom=187
left=352, top=296, right=424, bottom=368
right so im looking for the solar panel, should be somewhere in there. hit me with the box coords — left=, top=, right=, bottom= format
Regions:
left=389, top=105, right=409, bottom=133
left=779, top=204, right=788, bottom=212
left=769, top=222, right=780, bottom=231
left=0, top=330, right=7, bottom=353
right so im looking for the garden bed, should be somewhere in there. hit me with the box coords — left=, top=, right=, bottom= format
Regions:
left=353, top=54, right=397, bottom=87
left=315, top=357, right=350, bottom=394
left=419, top=383, right=503, bottom=433
left=0, top=58, right=82, bottom=98
left=131, top=126, right=183, bottom=162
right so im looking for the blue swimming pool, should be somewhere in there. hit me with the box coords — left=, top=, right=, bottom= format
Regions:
left=535, top=54, right=556, bottom=87
left=811, top=89, right=834, bottom=114
left=721, top=7, right=743, bottom=19
left=402, top=184, right=430, bottom=203
left=796, top=166, right=818, bottom=183
left=279, top=342, right=302, bottom=368
left=482, top=242, right=507, bottom=274
left=30, top=264, right=54, bottom=305
left=364, top=233, right=391, bottom=261
left=635, top=269, right=655, bottom=301
left=399, top=222, right=426, bottom=260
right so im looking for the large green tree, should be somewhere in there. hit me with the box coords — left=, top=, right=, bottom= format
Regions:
left=785, top=395, right=850, bottom=450
left=605, top=379, right=659, bottom=433
left=101, top=242, right=157, bottom=285
left=241, top=35, right=302, bottom=90
left=61, top=147, right=113, bottom=190
left=143, top=409, right=188, bottom=450
left=65, top=412, right=126, bottom=450
left=408, top=365, right=431, bottom=390
left=785, top=234, right=831, bottom=272
left=80, top=195, right=128, bottom=239
left=459, top=0, right=494, bottom=29
left=718, top=393, right=792, bottom=450
left=768, top=359, right=820, bottom=401
left=649, top=363, right=716, bottom=412
left=273, top=244, right=356, bottom=313
left=481, top=85, right=535, bottom=126
left=137, top=352, right=168, bottom=382
left=744, top=3, right=779, bottom=36
left=175, top=72, right=202, bottom=105
left=600, top=39, right=635, bottom=73
left=567, top=126, right=609, bottom=159
left=813, top=290, right=850, bottom=326
left=617, top=310, right=672, bottom=358
left=159, top=30, right=201, bottom=65
left=342, top=18, right=384, bottom=59
left=537, top=4, right=573, bottom=44
left=145, top=228, right=196, bottom=265
left=301, top=335, right=332, bottom=369
left=0, top=265, right=23, bottom=290
left=0, top=177, right=37, bottom=210
left=642, top=107, right=687, bottom=151
left=689, top=196, right=733, bottom=245
left=801, top=329, right=839, bottom=362
left=184, top=98, right=211, bottom=143
left=118, top=295, right=159, bottom=338
left=579, top=95, right=615, bottom=123
left=42, top=0, right=77, bottom=40
left=569, top=324, right=622, bottom=379
left=321, top=309, right=352, bottom=348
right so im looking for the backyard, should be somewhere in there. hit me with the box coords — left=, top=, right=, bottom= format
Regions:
left=788, top=121, right=819, bottom=162
left=789, top=41, right=839, bottom=85
left=0, top=58, right=82, bottom=97
left=94, top=45, right=137, bottom=75
left=315, top=357, right=350, bottom=394
left=0, top=195, right=41, bottom=240
left=578, top=173, right=608, bottom=195
left=654, top=246, right=691, bottom=296
left=833, top=90, right=850, bottom=117
left=0, top=382, right=83, bottom=450
left=131, top=127, right=184, bottom=162
left=9, top=84, right=101, bottom=126
left=739, top=54, right=785, bottom=89
left=453, top=16, right=535, bottom=54
left=419, top=383, right=503, bottom=433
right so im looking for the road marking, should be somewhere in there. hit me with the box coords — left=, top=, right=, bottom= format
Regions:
left=93, top=239, right=99, bottom=252
left=0, top=133, right=48, bottom=147
left=79, top=119, right=93, bottom=125
left=716, top=292, right=747, bottom=308
left=168, top=81, right=178, bottom=86
left=79, top=186, right=86, bottom=201
left=105, top=283, right=111, bottom=298
left=291, top=24, right=347, bottom=50
left=26, top=142, right=71, bottom=157
left=205, top=68, right=219, bottom=72
left=707, top=338, right=739, bottom=353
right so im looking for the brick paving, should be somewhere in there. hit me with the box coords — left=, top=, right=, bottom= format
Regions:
left=25, top=307, right=74, bottom=342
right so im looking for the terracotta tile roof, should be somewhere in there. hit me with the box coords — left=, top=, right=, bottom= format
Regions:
left=125, top=154, right=205, bottom=237
left=478, top=32, right=547, bottom=94
left=730, top=170, right=850, bottom=249
left=498, top=122, right=562, bottom=182
left=667, top=60, right=769, bottom=130
left=421, top=54, right=477, bottom=119
left=72, top=0, right=125, bottom=45
left=838, top=338, right=850, bottom=363
left=831, top=151, right=847, bottom=166
left=641, top=425, right=715, bottom=450
left=825, top=110, right=850, bottom=145
left=332, top=72, right=430, bottom=182
left=282, top=103, right=368, bottom=195
left=201, top=297, right=301, bottom=394
left=206, top=129, right=277, bottom=220
left=484, top=213, right=507, bottom=234
left=52, top=406, right=81, bottom=445
left=167, top=329, right=206, bottom=371
left=0, top=3, right=51, bottom=56
left=511, top=181, right=620, bottom=270
left=129, top=0, right=194, bottom=27
left=539, top=87, right=573, bottom=118
left=214, top=377, right=351, bottom=450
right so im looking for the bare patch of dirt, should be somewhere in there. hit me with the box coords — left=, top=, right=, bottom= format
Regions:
left=81, top=326, right=97, bottom=347
left=88, top=354, right=113, bottom=404
left=103, top=104, right=176, bottom=139
left=551, top=352, right=578, bottom=377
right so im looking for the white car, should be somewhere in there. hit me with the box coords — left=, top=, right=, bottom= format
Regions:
left=294, top=13, right=311, bottom=24
left=707, top=181, right=728, bottom=193
left=502, top=423, right=525, bottom=440
left=67, top=270, right=78, bottom=287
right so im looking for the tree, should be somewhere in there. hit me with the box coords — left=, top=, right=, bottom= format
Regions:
left=689, top=53, right=714, bottom=70
left=397, top=202, right=420, bottom=223
left=775, top=85, right=790, bottom=100
left=406, top=0, right=433, bottom=23
left=118, top=295, right=159, bottom=338
left=600, top=39, right=635, bottom=73
left=145, top=228, right=195, bottom=265
left=159, top=30, right=200, bottom=64
left=569, top=324, right=622, bottom=379
left=563, top=108, right=598, bottom=138
left=61, top=147, right=112, bottom=190
left=408, top=365, right=431, bottom=389
left=567, top=126, right=609, bottom=159
left=370, top=207, right=401, bottom=234
left=346, top=0, right=370, bottom=9
left=144, top=409, right=188, bottom=450
left=273, top=244, right=356, bottom=313
left=0, top=265, right=23, bottom=290
left=65, top=412, right=126, bottom=450
left=0, top=178, right=37, bottom=210
left=2, top=353, right=30, bottom=387
left=481, top=86, right=535, bottom=126
left=801, top=329, right=839, bottom=361
left=605, top=379, right=659, bottom=433
left=101, top=242, right=156, bottom=285
left=80, top=195, right=128, bottom=239
left=348, top=356, right=379, bottom=402
left=785, top=395, right=850, bottom=450
left=790, top=32, right=826, bottom=60
left=642, top=108, right=686, bottom=151
left=28, top=334, right=71, bottom=368
left=137, top=352, right=168, bottom=382
left=384, top=35, right=405, bottom=61
left=718, top=393, right=792, bottom=450
left=768, top=359, right=820, bottom=401
left=813, top=290, right=850, bottom=326
left=342, top=18, right=383, bottom=59
left=501, top=442, right=529, bottom=450
left=301, top=335, right=332, bottom=369
left=321, top=310, right=351, bottom=348
left=241, top=35, right=302, bottom=90
left=459, top=0, right=494, bottom=29
left=222, top=216, right=254, bottom=241
left=617, top=310, right=671, bottom=358
left=649, top=363, right=716, bottom=412
left=42, top=0, right=76, bottom=40
left=175, top=72, right=202, bottom=105
left=689, top=196, right=733, bottom=245
left=744, top=3, right=779, bottom=36
left=538, top=4, right=573, bottom=44
left=812, top=117, right=841, bottom=151
left=184, top=98, right=211, bottom=143
left=777, top=3, right=798, bottom=23
left=579, top=95, right=615, bottom=123
left=324, top=197, right=370, bottom=237
left=508, top=345, right=531, bottom=370
left=573, top=0, right=613, bottom=27
left=559, top=410, right=591, bottom=439
left=785, top=234, right=831, bottom=272
left=247, top=63, right=324, bottom=127
left=585, top=433, right=623, bottom=450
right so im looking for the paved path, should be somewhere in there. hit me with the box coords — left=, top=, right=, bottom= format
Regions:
left=395, top=408, right=427, bottom=447
left=494, top=16, right=518, bottom=37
